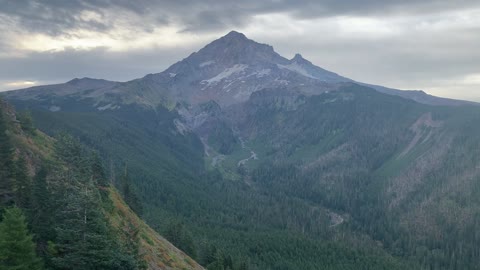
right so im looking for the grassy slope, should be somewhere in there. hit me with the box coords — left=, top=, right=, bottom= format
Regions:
left=107, top=187, right=204, bottom=270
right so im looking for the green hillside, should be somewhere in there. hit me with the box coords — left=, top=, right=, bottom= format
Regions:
left=0, top=99, right=203, bottom=270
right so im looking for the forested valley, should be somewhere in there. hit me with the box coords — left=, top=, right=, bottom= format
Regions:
left=6, top=85, right=480, bottom=269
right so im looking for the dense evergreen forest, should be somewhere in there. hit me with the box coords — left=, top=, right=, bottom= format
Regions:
left=6, top=83, right=480, bottom=269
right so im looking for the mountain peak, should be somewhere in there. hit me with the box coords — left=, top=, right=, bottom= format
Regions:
left=291, top=53, right=312, bottom=65
left=216, top=30, right=255, bottom=47
left=223, top=30, right=248, bottom=41
left=171, top=30, right=283, bottom=68
left=67, top=77, right=103, bottom=84
left=65, top=77, right=116, bottom=89
left=292, top=53, right=304, bottom=61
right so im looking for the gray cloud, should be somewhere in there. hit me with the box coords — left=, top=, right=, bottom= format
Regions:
left=264, top=21, right=480, bottom=100
left=0, top=0, right=167, bottom=35
left=2, top=0, right=480, bottom=34
left=0, top=45, right=200, bottom=91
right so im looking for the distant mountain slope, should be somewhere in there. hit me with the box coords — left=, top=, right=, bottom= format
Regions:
left=4, top=31, right=475, bottom=108
left=364, top=83, right=476, bottom=106
left=5, top=77, right=116, bottom=102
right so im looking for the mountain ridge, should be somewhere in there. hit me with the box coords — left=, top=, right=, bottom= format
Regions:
left=3, top=31, right=476, bottom=107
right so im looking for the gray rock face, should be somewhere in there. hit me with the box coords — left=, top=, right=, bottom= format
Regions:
left=142, top=31, right=350, bottom=106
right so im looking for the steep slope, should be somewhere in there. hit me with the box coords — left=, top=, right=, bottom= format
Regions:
left=0, top=99, right=204, bottom=270
left=108, top=188, right=203, bottom=270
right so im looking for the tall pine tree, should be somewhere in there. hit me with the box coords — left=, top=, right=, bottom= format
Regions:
left=121, top=167, right=143, bottom=217
left=164, top=220, right=197, bottom=259
left=91, top=152, right=109, bottom=187
left=14, top=156, right=32, bottom=210
left=0, top=207, right=42, bottom=270
left=31, top=166, right=55, bottom=255
left=51, top=134, right=137, bottom=270
left=53, top=181, right=116, bottom=269
left=17, top=111, right=35, bottom=136
left=0, top=106, right=14, bottom=208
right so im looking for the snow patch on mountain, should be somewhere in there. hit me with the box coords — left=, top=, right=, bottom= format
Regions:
left=201, top=64, right=248, bottom=85
left=199, top=60, right=215, bottom=67
left=97, top=103, right=120, bottom=111
left=173, top=119, right=190, bottom=135
left=49, top=106, right=61, bottom=112
left=274, top=78, right=290, bottom=85
left=255, top=68, right=271, bottom=78
left=277, top=63, right=317, bottom=79
left=233, top=86, right=258, bottom=101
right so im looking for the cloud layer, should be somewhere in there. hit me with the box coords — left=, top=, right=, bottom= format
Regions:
left=3, top=0, right=479, bottom=33
left=0, top=0, right=479, bottom=101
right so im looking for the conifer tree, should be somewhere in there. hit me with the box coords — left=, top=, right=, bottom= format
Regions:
left=164, top=220, right=197, bottom=259
left=52, top=135, right=137, bottom=270
left=31, top=166, right=55, bottom=253
left=121, top=168, right=143, bottom=217
left=0, top=207, right=42, bottom=270
left=91, top=152, right=109, bottom=187
left=206, top=249, right=226, bottom=270
left=53, top=176, right=115, bottom=269
left=0, top=108, right=14, bottom=207
left=14, top=156, right=32, bottom=210
left=17, top=111, right=35, bottom=136
left=54, top=133, right=84, bottom=170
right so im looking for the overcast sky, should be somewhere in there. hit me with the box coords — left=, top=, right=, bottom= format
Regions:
left=0, top=0, right=479, bottom=101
